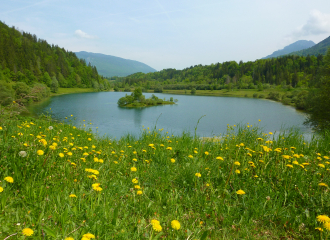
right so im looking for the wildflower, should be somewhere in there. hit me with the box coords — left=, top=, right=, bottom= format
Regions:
left=269, top=132, right=273, bottom=135
left=69, top=194, right=77, bottom=198
left=166, top=147, right=172, bottom=150
left=149, top=144, right=154, bottom=147
left=319, top=164, right=325, bottom=168
left=171, top=220, right=181, bottom=230
left=234, top=161, right=240, bottom=166
left=67, top=152, right=73, bottom=156
left=0, top=126, right=2, bottom=130
left=37, top=150, right=44, bottom=156
left=282, top=155, right=291, bottom=160
left=236, top=189, right=245, bottom=195
left=319, top=183, right=328, bottom=187
left=93, top=186, right=102, bottom=192
left=151, top=219, right=160, bottom=226
left=200, top=221, right=204, bottom=225
left=22, top=228, right=34, bottom=236
left=133, top=158, right=137, bottom=162
left=204, top=151, right=209, bottom=155
left=65, top=237, right=74, bottom=240
left=188, top=155, right=193, bottom=158
left=315, top=227, right=323, bottom=231
left=216, top=156, right=224, bottom=160
left=324, top=222, right=330, bottom=230
left=49, top=145, right=56, bottom=150
left=152, top=223, right=162, bottom=232
left=132, top=178, right=138, bottom=184
left=19, top=151, right=27, bottom=157
left=59, top=153, right=64, bottom=158
left=82, top=233, right=95, bottom=239
left=195, top=173, right=201, bottom=178
left=235, top=170, right=240, bottom=174
left=254, top=175, right=258, bottom=178
left=247, top=153, right=252, bottom=157
left=0, top=186, right=3, bottom=192
left=317, top=215, right=330, bottom=223
left=292, top=161, right=299, bottom=165
left=171, top=158, right=175, bottom=163
left=137, top=190, right=142, bottom=195
left=134, top=185, right=141, bottom=189
left=131, top=167, right=137, bottom=172
left=113, top=161, right=118, bottom=164
left=4, top=177, right=14, bottom=183
left=286, top=164, right=293, bottom=168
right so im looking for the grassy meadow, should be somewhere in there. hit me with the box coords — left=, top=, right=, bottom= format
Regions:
left=1, top=113, right=330, bottom=239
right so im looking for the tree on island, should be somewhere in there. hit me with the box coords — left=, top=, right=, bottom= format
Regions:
left=117, top=87, right=176, bottom=107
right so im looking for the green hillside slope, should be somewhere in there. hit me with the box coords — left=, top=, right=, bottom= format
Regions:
left=75, top=51, right=157, bottom=77
left=0, top=21, right=107, bottom=89
left=289, top=36, right=330, bottom=57
left=262, top=40, right=315, bottom=59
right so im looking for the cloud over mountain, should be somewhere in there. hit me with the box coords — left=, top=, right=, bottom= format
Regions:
left=74, top=30, right=98, bottom=39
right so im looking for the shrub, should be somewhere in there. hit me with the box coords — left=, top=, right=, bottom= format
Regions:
left=267, top=92, right=280, bottom=101
left=0, top=81, right=14, bottom=106
left=282, top=98, right=291, bottom=105
left=191, top=88, right=196, bottom=95
left=258, top=94, right=265, bottom=98
left=253, top=93, right=258, bottom=98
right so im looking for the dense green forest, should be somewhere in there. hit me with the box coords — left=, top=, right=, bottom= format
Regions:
left=117, top=54, right=324, bottom=90
left=0, top=21, right=110, bottom=107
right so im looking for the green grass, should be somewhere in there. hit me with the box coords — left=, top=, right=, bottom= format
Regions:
left=51, top=88, right=97, bottom=96
left=1, top=115, right=330, bottom=239
left=162, top=89, right=287, bottom=99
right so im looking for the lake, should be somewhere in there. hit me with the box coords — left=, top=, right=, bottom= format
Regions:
left=31, top=92, right=312, bottom=139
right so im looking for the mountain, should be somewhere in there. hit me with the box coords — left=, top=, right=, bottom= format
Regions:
left=262, top=40, right=315, bottom=59
left=288, top=36, right=330, bottom=57
left=75, top=51, right=157, bottom=77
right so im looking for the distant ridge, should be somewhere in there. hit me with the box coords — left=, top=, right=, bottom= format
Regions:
left=75, top=51, right=157, bottom=77
left=288, top=36, right=330, bottom=57
left=262, top=40, right=315, bottom=59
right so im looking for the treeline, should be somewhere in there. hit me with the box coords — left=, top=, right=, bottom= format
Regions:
left=0, top=21, right=110, bottom=105
left=116, top=54, right=325, bottom=91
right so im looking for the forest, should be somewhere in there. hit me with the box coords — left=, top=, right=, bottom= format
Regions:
left=0, top=21, right=110, bottom=107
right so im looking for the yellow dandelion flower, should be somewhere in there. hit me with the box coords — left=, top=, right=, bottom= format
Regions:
left=137, top=190, right=142, bottom=195
left=82, top=233, right=95, bottom=239
left=318, top=164, right=325, bottom=168
left=204, top=151, right=209, bottom=155
left=65, top=237, right=74, bottom=240
left=69, top=194, right=77, bottom=198
left=132, top=178, right=138, bottom=184
left=171, top=158, right=175, bottom=163
left=134, top=185, right=141, bottom=189
left=317, top=215, right=330, bottom=223
left=188, top=155, right=193, bottom=158
left=286, top=164, right=293, bottom=168
left=0, top=186, right=3, bottom=192
left=235, top=169, right=240, bottom=174
left=234, top=161, right=240, bottom=166
left=22, top=228, right=34, bottom=236
left=166, top=147, right=172, bottom=150
left=315, top=227, right=323, bottom=231
left=324, top=222, right=330, bottom=231
left=4, top=176, right=14, bottom=183
left=59, top=153, right=64, bottom=158
left=216, top=156, right=224, bottom=160
left=151, top=219, right=160, bottom=226
left=195, top=173, right=201, bottom=178
left=171, top=220, right=181, bottom=230
left=37, top=150, right=44, bottom=156
left=152, top=223, right=162, bottom=232
left=236, top=189, right=246, bottom=195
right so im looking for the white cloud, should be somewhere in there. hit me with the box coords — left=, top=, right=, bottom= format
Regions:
left=74, top=30, right=98, bottom=39
left=291, top=10, right=330, bottom=38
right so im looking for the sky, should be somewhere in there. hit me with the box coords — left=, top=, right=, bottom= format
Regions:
left=2, top=0, right=330, bottom=71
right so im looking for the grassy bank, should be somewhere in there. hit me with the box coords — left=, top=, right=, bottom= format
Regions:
left=1, top=114, right=330, bottom=239
left=51, top=88, right=98, bottom=97
left=161, top=89, right=286, bottom=99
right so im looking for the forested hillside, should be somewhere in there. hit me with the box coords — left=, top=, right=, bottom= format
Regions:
left=119, top=54, right=325, bottom=90
left=262, top=40, right=315, bottom=59
left=0, top=21, right=109, bottom=89
left=289, top=36, right=330, bottom=57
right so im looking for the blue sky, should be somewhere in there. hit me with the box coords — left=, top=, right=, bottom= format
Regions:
left=2, top=0, right=330, bottom=70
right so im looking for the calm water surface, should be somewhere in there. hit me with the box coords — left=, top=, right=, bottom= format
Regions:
left=31, top=92, right=311, bottom=139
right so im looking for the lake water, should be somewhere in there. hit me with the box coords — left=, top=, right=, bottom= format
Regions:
left=31, top=92, right=312, bottom=139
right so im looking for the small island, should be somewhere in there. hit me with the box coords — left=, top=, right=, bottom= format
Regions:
left=117, top=88, right=177, bottom=107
